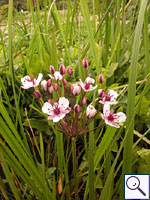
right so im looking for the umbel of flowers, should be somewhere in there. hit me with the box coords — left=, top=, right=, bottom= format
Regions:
left=21, top=59, right=126, bottom=137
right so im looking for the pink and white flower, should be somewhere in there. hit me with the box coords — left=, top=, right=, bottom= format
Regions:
left=98, top=89, right=105, bottom=98
left=86, top=105, right=97, bottom=119
left=49, top=71, right=63, bottom=81
left=47, top=85, right=53, bottom=94
left=99, top=90, right=118, bottom=105
left=41, top=80, right=47, bottom=92
left=71, top=83, right=81, bottom=96
left=101, top=104, right=126, bottom=128
left=21, top=73, right=43, bottom=89
left=79, top=77, right=97, bottom=92
left=42, top=97, right=71, bottom=122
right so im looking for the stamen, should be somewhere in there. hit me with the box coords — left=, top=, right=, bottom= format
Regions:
left=108, top=114, right=114, bottom=121
left=105, top=95, right=111, bottom=101
left=54, top=107, right=60, bottom=114
left=85, top=83, right=90, bottom=89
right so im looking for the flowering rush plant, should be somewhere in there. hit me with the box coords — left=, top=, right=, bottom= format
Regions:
left=21, top=59, right=126, bottom=137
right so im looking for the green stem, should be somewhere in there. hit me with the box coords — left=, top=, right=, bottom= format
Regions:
left=72, top=137, right=78, bottom=200
left=89, top=124, right=95, bottom=200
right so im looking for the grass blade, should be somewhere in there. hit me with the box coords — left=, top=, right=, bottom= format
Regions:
left=80, top=0, right=100, bottom=75
left=8, top=0, right=27, bottom=146
left=144, top=7, right=150, bottom=76
left=0, top=151, right=21, bottom=200
left=122, top=0, right=148, bottom=197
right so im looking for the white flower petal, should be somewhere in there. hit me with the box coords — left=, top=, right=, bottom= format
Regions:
left=79, top=79, right=84, bottom=87
left=105, top=101, right=118, bottom=105
left=105, top=120, right=120, bottom=128
left=114, top=112, right=126, bottom=123
left=53, top=114, right=66, bottom=122
left=36, top=73, right=43, bottom=85
left=90, top=85, right=97, bottom=91
left=21, top=75, right=30, bottom=84
left=86, top=77, right=95, bottom=84
left=72, top=84, right=81, bottom=96
left=58, top=97, right=69, bottom=109
left=100, top=113, right=106, bottom=120
left=41, top=80, right=47, bottom=91
left=48, top=74, right=54, bottom=79
left=42, top=102, right=53, bottom=115
left=54, top=71, right=63, bottom=81
left=109, top=90, right=118, bottom=100
left=21, top=76, right=34, bottom=89
left=86, top=105, right=97, bottom=118
left=103, top=104, right=110, bottom=116
left=21, top=82, right=33, bottom=89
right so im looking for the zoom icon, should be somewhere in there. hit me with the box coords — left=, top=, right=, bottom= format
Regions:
left=124, top=175, right=149, bottom=199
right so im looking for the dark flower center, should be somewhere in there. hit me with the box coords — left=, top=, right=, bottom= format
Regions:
left=85, top=83, right=90, bottom=89
left=108, top=114, right=114, bottom=121
left=105, top=95, right=111, bottom=101
left=54, top=107, right=60, bottom=114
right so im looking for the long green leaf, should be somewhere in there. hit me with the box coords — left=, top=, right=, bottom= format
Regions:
left=122, top=0, right=148, bottom=197
left=0, top=151, right=21, bottom=200
left=0, top=176, right=9, bottom=200
left=144, top=7, right=150, bottom=76
left=0, top=116, right=53, bottom=199
left=84, top=126, right=116, bottom=199
left=0, top=142, right=46, bottom=199
left=53, top=3, right=71, bottom=65
left=80, top=0, right=100, bottom=75
left=8, top=0, right=28, bottom=147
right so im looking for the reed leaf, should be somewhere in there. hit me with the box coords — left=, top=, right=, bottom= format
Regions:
left=122, top=0, right=148, bottom=197
left=0, top=151, right=21, bottom=200
left=80, top=0, right=99, bottom=74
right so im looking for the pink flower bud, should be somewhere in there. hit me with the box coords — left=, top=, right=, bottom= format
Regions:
left=41, top=80, right=47, bottom=92
left=62, top=121, right=67, bottom=127
left=33, top=90, right=41, bottom=100
left=59, top=64, right=66, bottom=75
left=82, top=58, right=88, bottom=68
left=48, top=99, right=53, bottom=105
left=47, top=86, right=53, bottom=94
left=98, top=74, right=104, bottom=83
left=86, top=105, right=97, bottom=119
left=55, top=98, right=59, bottom=102
left=82, top=97, right=87, bottom=105
left=72, top=83, right=81, bottom=96
left=74, top=104, right=81, bottom=114
left=62, top=78, right=67, bottom=85
left=47, top=79, right=52, bottom=87
left=98, top=89, right=105, bottom=98
left=49, top=65, right=55, bottom=74
left=54, top=83, right=59, bottom=91
left=67, top=67, right=73, bottom=76
left=69, top=84, right=73, bottom=92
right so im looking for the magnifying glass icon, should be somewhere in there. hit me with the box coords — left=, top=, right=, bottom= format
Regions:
left=126, top=176, right=146, bottom=196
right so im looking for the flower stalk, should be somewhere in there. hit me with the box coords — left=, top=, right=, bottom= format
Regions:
left=72, top=137, right=78, bottom=200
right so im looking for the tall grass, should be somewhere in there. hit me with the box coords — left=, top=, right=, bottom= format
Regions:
left=122, top=0, right=148, bottom=180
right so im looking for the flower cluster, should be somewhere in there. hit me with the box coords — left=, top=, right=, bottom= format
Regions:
left=21, top=58, right=126, bottom=136
left=98, top=89, right=126, bottom=128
